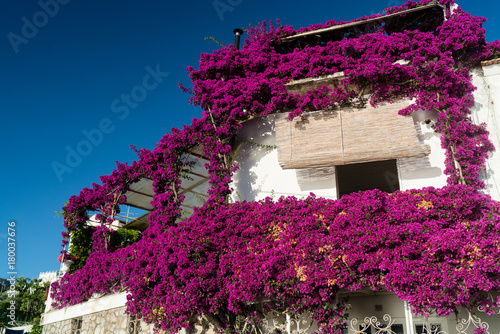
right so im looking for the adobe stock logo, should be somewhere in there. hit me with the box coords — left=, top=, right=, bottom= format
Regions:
left=7, top=0, right=71, bottom=54
left=213, top=0, right=243, bottom=22
left=51, top=65, right=170, bottom=183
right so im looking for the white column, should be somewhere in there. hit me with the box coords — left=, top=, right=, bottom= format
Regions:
left=404, top=301, right=415, bottom=334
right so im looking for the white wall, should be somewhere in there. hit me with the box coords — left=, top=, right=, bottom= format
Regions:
left=231, top=111, right=448, bottom=202
left=472, top=63, right=500, bottom=200
left=398, top=113, right=447, bottom=191
left=231, top=115, right=338, bottom=202
left=41, top=292, right=128, bottom=326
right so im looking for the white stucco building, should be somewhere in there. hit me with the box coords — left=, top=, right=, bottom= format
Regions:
left=41, top=3, right=500, bottom=333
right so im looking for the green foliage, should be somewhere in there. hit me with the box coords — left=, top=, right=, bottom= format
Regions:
left=68, top=225, right=95, bottom=274
left=110, top=228, right=142, bottom=249
left=203, top=36, right=226, bottom=47
left=239, top=139, right=278, bottom=150
left=0, top=296, right=10, bottom=325
left=30, top=317, right=43, bottom=334
left=68, top=224, right=142, bottom=273
left=0, top=277, right=49, bottom=326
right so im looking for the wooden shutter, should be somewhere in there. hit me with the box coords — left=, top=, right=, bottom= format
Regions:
left=276, top=100, right=430, bottom=169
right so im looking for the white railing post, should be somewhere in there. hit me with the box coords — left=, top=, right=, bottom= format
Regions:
left=404, top=301, right=415, bottom=334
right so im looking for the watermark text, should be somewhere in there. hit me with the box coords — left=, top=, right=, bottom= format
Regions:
left=7, top=0, right=71, bottom=54
left=51, top=64, right=169, bottom=182
left=6, top=221, right=18, bottom=327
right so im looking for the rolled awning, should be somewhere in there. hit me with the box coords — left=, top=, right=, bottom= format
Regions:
left=276, top=100, right=430, bottom=169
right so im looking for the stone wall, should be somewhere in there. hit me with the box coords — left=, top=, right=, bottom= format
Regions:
left=41, top=318, right=72, bottom=334
left=42, top=306, right=159, bottom=334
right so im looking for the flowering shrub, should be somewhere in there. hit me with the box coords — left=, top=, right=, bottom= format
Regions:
left=51, top=1, right=500, bottom=333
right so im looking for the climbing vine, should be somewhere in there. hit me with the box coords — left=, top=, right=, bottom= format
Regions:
left=51, top=1, right=500, bottom=333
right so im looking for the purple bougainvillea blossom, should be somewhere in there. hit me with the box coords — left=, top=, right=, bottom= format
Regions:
left=51, top=1, right=500, bottom=333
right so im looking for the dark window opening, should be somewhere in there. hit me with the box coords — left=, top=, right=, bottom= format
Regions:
left=71, top=317, right=82, bottom=334
left=360, top=323, right=404, bottom=334
left=128, top=315, right=143, bottom=334
left=336, top=159, right=399, bottom=198
left=416, top=324, right=442, bottom=334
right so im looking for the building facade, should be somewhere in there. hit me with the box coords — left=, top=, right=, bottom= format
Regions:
left=42, top=2, right=500, bottom=334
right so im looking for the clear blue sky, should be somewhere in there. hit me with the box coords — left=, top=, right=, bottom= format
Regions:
left=1, top=0, right=499, bottom=279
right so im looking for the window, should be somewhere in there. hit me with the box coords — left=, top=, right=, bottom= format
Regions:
left=359, top=323, right=404, bottom=334
left=128, top=315, right=142, bottom=334
left=71, top=317, right=82, bottom=334
left=415, top=323, right=442, bottom=334
left=387, top=324, right=404, bottom=334
left=336, top=159, right=400, bottom=198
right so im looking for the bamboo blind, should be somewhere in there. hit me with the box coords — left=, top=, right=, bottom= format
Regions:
left=276, top=101, right=431, bottom=169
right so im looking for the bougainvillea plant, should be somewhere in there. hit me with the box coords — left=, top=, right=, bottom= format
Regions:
left=51, top=1, right=500, bottom=333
